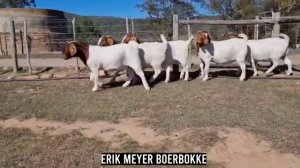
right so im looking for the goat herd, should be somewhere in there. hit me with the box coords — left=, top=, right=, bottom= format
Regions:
left=62, top=31, right=293, bottom=92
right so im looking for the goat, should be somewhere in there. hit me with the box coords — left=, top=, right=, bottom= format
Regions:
left=121, top=33, right=194, bottom=83
left=118, top=33, right=168, bottom=83
left=62, top=41, right=150, bottom=92
left=221, top=32, right=238, bottom=40
left=121, top=33, right=141, bottom=44
left=247, top=33, right=292, bottom=76
left=97, top=35, right=118, bottom=46
left=94, top=35, right=119, bottom=79
left=196, top=31, right=248, bottom=81
left=164, top=36, right=194, bottom=82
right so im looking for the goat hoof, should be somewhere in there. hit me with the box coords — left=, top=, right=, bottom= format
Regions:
left=92, top=88, right=98, bottom=92
left=145, top=86, right=151, bottom=91
left=252, top=73, right=258, bottom=77
left=164, top=80, right=169, bottom=83
left=202, top=78, right=208, bottom=81
left=266, top=72, right=274, bottom=77
left=286, top=72, right=293, bottom=76
left=149, top=78, right=155, bottom=83
left=239, top=78, right=245, bottom=81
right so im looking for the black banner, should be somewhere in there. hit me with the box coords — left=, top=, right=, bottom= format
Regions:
left=101, top=153, right=207, bottom=165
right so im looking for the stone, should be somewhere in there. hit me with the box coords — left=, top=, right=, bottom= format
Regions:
left=53, top=73, right=68, bottom=78
left=16, top=75, right=40, bottom=80
left=40, top=73, right=53, bottom=79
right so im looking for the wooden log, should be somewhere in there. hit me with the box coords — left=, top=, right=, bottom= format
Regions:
left=9, top=19, right=18, bottom=74
left=24, top=19, right=32, bottom=74
left=173, top=15, right=179, bottom=40
left=179, top=18, right=275, bottom=25
left=72, top=17, right=79, bottom=76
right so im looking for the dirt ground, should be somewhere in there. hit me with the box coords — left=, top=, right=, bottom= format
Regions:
left=0, top=117, right=299, bottom=168
left=0, top=51, right=300, bottom=168
left=0, top=72, right=299, bottom=167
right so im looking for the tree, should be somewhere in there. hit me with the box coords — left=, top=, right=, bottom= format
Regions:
left=199, top=0, right=300, bottom=19
left=0, top=0, right=36, bottom=8
left=137, top=0, right=200, bottom=35
left=137, top=0, right=198, bottom=20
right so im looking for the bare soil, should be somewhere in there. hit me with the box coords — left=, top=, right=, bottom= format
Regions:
left=0, top=117, right=299, bottom=168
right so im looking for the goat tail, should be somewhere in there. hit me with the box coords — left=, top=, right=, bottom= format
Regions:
left=121, top=34, right=128, bottom=44
left=238, top=33, right=248, bottom=41
left=279, top=33, right=290, bottom=42
left=97, top=36, right=103, bottom=46
left=187, top=35, right=194, bottom=44
left=160, top=34, right=168, bottom=44
left=128, top=40, right=139, bottom=48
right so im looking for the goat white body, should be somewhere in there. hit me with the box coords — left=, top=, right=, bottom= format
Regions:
left=165, top=36, right=194, bottom=82
left=198, top=38, right=248, bottom=81
left=137, top=39, right=168, bottom=82
left=247, top=34, right=292, bottom=76
left=87, top=42, right=150, bottom=91
left=111, top=34, right=168, bottom=83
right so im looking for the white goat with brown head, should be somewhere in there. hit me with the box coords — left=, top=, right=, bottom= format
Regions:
left=196, top=31, right=248, bottom=81
left=62, top=41, right=150, bottom=92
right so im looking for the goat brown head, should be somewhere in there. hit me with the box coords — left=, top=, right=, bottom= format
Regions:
left=122, top=34, right=141, bottom=44
left=196, top=31, right=211, bottom=51
left=62, top=41, right=89, bottom=65
left=222, top=32, right=238, bottom=40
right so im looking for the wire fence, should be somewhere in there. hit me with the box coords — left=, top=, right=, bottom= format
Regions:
left=0, top=15, right=300, bottom=76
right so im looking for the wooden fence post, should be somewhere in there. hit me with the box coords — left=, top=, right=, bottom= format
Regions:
left=9, top=19, right=18, bottom=74
left=131, top=18, right=135, bottom=34
left=272, top=12, right=280, bottom=37
left=24, top=19, right=32, bottom=74
left=172, top=14, right=179, bottom=72
left=187, top=17, right=192, bottom=57
left=173, top=15, right=179, bottom=40
left=0, top=36, right=3, bottom=56
left=296, top=23, right=300, bottom=47
left=19, top=29, right=24, bottom=54
left=254, top=16, right=259, bottom=40
left=126, top=17, right=129, bottom=34
left=72, top=17, right=79, bottom=76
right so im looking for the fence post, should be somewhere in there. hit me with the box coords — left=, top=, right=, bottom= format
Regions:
left=173, top=15, right=179, bottom=40
left=0, top=36, right=3, bottom=56
left=187, top=17, right=191, bottom=57
left=24, top=19, right=32, bottom=74
left=296, top=23, right=299, bottom=47
left=19, top=29, right=24, bottom=54
left=254, top=16, right=259, bottom=40
left=9, top=19, right=18, bottom=74
left=72, top=17, right=79, bottom=76
left=272, top=12, right=280, bottom=37
left=4, top=36, right=8, bottom=55
left=131, top=18, right=135, bottom=34
left=126, top=17, right=129, bottom=34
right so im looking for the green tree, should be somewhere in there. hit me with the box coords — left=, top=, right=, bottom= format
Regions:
left=137, top=0, right=200, bottom=35
left=199, top=0, right=300, bottom=19
left=74, top=17, right=101, bottom=44
left=0, top=0, right=36, bottom=8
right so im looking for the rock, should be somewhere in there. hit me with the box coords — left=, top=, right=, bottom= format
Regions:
left=40, top=73, right=53, bottom=79
left=16, top=75, right=40, bottom=80
left=6, top=76, right=15, bottom=80
left=53, top=73, right=68, bottom=78
left=99, top=70, right=107, bottom=77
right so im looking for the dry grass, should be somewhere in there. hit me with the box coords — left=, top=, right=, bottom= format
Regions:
left=0, top=77, right=299, bottom=167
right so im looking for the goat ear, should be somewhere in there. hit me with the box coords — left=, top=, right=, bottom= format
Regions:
left=69, top=43, right=77, bottom=56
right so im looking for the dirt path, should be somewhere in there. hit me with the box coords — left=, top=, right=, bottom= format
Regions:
left=0, top=53, right=299, bottom=68
left=0, top=117, right=299, bottom=168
